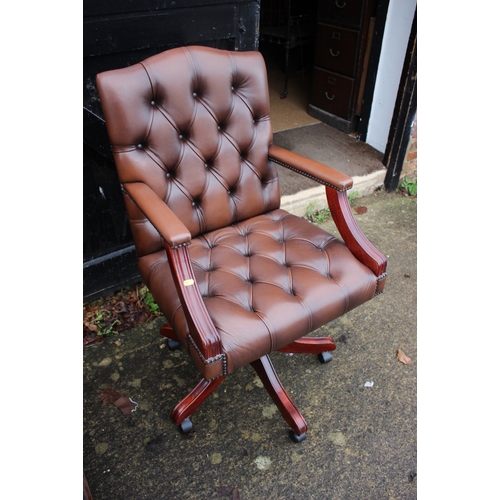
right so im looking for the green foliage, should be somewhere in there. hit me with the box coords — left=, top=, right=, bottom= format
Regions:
left=400, top=175, right=417, bottom=196
left=99, top=319, right=119, bottom=336
left=348, top=190, right=359, bottom=205
left=89, top=308, right=119, bottom=336
left=305, top=203, right=331, bottom=223
left=141, top=287, right=160, bottom=314
left=84, top=283, right=162, bottom=343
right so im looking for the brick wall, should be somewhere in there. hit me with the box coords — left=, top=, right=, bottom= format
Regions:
left=402, top=114, right=417, bottom=176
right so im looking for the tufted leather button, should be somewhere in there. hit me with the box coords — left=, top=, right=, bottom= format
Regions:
left=151, top=100, right=156, bottom=106
left=179, top=134, right=184, bottom=140
left=166, top=172, right=171, bottom=178
left=191, top=201, right=197, bottom=207
left=217, top=125, right=221, bottom=131
left=137, top=144, right=143, bottom=149
left=193, top=92, right=198, bottom=98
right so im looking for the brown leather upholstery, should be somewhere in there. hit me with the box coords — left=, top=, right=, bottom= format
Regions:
left=147, top=208, right=376, bottom=376
left=97, top=47, right=279, bottom=252
left=96, top=46, right=386, bottom=439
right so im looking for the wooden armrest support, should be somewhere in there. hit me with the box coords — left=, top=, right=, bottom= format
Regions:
left=326, top=187, right=387, bottom=278
left=124, top=182, right=191, bottom=248
left=268, top=144, right=353, bottom=192
left=164, top=243, right=223, bottom=360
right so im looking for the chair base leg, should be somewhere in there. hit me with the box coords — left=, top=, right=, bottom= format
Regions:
left=166, top=331, right=332, bottom=439
left=170, top=376, right=226, bottom=429
left=250, top=355, right=308, bottom=439
left=159, top=322, right=177, bottom=340
left=277, top=336, right=336, bottom=355
left=159, top=322, right=181, bottom=350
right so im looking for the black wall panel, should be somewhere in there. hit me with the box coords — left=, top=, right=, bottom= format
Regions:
left=83, top=0, right=261, bottom=301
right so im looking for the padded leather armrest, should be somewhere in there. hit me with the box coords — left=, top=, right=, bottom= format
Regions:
left=124, top=182, right=191, bottom=248
left=268, top=144, right=353, bottom=192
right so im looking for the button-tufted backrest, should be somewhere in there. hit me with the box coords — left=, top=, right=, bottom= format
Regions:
left=97, top=46, right=280, bottom=258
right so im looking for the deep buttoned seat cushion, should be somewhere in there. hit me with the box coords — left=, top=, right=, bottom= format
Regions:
left=144, top=208, right=377, bottom=376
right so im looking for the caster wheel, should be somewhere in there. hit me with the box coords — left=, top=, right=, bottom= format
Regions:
left=318, top=352, right=333, bottom=364
left=179, top=418, right=194, bottom=434
left=167, top=339, right=181, bottom=350
left=289, top=430, right=307, bottom=443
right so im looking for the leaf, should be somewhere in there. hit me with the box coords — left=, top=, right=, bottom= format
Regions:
left=354, top=206, right=368, bottom=215
left=84, top=281, right=162, bottom=343
left=217, top=487, right=240, bottom=499
left=100, top=387, right=138, bottom=413
left=84, top=321, right=99, bottom=333
left=396, top=349, right=412, bottom=365
left=100, top=387, right=120, bottom=404
left=114, top=396, right=138, bottom=414
left=113, top=301, right=128, bottom=313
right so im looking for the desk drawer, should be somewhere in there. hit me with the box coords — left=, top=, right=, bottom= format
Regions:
left=315, top=23, right=360, bottom=76
left=310, top=67, right=354, bottom=119
left=317, top=0, right=364, bottom=28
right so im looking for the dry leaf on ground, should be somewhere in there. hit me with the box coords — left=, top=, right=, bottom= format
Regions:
left=100, top=387, right=120, bottom=404
left=100, top=387, right=138, bottom=413
left=217, top=486, right=240, bottom=499
left=84, top=283, right=161, bottom=345
left=396, top=349, right=412, bottom=365
left=114, top=396, right=138, bottom=414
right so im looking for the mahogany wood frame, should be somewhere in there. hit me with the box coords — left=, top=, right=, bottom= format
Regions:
left=251, top=355, right=308, bottom=437
left=161, top=321, right=335, bottom=435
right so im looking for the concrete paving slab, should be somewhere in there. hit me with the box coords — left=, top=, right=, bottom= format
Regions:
left=273, top=122, right=387, bottom=216
left=274, top=123, right=384, bottom=182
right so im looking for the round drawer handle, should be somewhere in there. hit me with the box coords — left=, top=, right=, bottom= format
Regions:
left=329, top=48, right=340, bottom=57
left=325, top=92, right=335, bottom=101
left=335, top=0, right=346, bottom=8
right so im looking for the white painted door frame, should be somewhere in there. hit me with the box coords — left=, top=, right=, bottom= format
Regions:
left=365, top=0, right=417, bottom=153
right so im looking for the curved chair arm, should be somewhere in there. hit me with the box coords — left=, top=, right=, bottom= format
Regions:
left=269, top=145, right=387, bottom=283
left=164, top=243, right=223, bottom=360
left=124, top=182, right=223, bottom=359
left=124, top=182, right=191, bottom=249
left=326, top=187, right=387, bottom=281
left=269, top=144, right=353, bottom=192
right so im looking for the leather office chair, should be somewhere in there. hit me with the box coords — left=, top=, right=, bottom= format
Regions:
left=96, top=46, right=386, bottom=442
